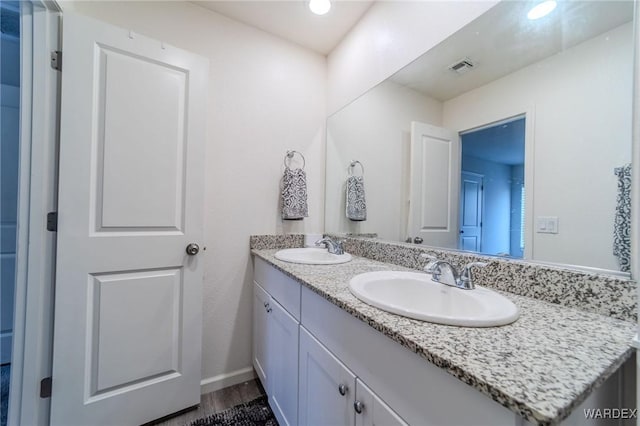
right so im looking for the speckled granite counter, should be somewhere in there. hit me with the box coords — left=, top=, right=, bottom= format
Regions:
left=252, top=248, right=636, bottom=426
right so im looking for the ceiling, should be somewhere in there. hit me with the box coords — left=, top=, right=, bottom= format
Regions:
left=390, top=0, right=634, bottom=101
left=193, top=0, right=374, bottom=55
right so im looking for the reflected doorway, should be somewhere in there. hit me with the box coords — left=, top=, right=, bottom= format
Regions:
left=459, top=116, right=525, bottom=258
left=1, top=1, right=20, bottom=424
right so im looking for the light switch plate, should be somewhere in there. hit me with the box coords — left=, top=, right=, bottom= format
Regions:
left=536, top=216, right=559, bottom=234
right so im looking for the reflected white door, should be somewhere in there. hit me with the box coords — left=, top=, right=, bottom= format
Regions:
left=408, top=122, right=460, bottom=249
left=459, top=172, right=483, bottom=251
left=50, top=13, right=208, bottom=426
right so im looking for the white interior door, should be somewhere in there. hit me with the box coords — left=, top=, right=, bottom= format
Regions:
left=459, top=172, right=483, bottom=252
left=408, top=122, right=460, bottom=249
left=51, top=13, right=208, bottom=426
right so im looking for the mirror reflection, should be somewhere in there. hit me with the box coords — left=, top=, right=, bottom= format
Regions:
left=325, top=0, right=633, bottom=273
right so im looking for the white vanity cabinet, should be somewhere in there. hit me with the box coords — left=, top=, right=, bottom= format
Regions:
left=299, top=326, right=408, bottom=426
left=253, top=258, right=301, bottom=426
left=355, top=379, right=409, bottom=426
left=252, top=256, right=628, bottom=426
left=252, top=282, right=270, bottom=386
left=299, top=327, right=356, bottom=426
left=254, top=257, right=412, bottom=426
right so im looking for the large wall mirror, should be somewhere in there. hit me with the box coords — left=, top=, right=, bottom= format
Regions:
left=325, top=0, right=634, bottom=274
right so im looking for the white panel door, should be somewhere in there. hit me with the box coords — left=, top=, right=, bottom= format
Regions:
left=354, top=379, right=408, bottom=426
left=299, top=327, right=355, bottom=426
left=51, top=13, right=207, bottom=426
left=268, top=298, right=299, bottom=426
left=408, top=122, right=460, bottom=249
left=459, top=172, right=483, bottom=252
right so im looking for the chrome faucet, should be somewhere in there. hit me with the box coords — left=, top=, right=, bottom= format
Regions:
left=459, top=262, right=489, bottom=289
left=430, top=260, right=487, bottom=290
left=315, top=237, right=345, bottom=255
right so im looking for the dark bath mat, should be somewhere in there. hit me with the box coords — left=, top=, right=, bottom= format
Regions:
left=190, top=396, right=278, bottom=426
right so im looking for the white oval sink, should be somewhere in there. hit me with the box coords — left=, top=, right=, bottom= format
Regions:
left=349, top=271, right=519, bottom=327
left=275, top=248, right=352, bottom=265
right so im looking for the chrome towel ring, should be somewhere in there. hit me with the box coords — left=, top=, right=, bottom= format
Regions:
left=348, top=160, right=364, bottom=176
left=284, top=150, right=306, bottom=169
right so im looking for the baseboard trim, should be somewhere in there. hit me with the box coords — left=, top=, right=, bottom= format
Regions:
left=200, top=366, right=256, bottom=394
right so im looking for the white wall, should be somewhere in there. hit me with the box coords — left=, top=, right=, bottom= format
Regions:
left=327, top=0, right=497, bottom=114
left=62, top=0, right=326, bottom=391
left=510, top=165, right=525, bottom=258
left=326, top=80, right=442, bottom=241
left=443, top=23, right=632, bottom=271
left=1, top=35, right=20, bottom=86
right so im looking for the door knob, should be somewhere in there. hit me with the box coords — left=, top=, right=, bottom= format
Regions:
left=186, top=243, right=200, bottom=255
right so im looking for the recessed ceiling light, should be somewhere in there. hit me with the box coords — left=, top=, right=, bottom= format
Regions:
left=309, top=0, right=331, bottom=15
left=527, top=0, right=557, bottom=20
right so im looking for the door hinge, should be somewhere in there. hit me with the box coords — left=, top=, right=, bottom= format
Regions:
left=50, top=50, right=61, bottom=71
left=40, top=377, right=52, bottom=398
left=47, top=212, right=58, bottom=232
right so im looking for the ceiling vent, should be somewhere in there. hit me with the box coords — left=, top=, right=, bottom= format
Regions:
left=448, top=58, right=475, bottom=75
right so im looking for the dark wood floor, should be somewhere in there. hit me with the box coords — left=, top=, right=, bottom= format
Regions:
left=148, top=379, right=266, bottom=426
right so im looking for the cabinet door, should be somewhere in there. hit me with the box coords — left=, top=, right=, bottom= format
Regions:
left=355, top=379, right=408, bottom=426
left=299, top=327, right=356, bottom=426
left=253, top=281, right=270, bottom=388
left=268, top=299, right=299, bottom=426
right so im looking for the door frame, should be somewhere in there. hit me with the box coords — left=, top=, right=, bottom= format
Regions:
left=8, top=1, right=60, bottom=425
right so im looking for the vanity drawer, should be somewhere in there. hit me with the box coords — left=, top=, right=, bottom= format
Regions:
left=254, top=257, right=301, bottom=320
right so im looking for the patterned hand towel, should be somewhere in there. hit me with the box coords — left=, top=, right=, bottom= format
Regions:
left=613, top=164, right=631, bottom=272
left=346, top=175, right=367, bottom=221
left=282, top=167, right=309, bottom=220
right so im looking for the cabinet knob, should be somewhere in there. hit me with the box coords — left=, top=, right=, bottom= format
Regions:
left=354, top=400, right=364, bottom=414
left=264, top=302, right=269, bottom=308
left=266, top=307, right=272, bottom=313
left=338, top=384, right=347, bottom=396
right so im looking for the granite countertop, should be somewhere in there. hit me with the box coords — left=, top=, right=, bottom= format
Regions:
left=252, top=249, right=636, bottom=426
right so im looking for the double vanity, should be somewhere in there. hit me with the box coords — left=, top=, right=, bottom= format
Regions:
left=251, top=236, right=636, bottom=426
